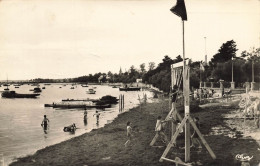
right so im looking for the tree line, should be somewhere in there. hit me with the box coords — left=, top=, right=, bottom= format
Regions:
left=31, top=40, right=259, bottom=93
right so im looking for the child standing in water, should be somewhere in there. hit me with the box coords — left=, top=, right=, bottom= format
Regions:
left=124, top=121, right=133, bottom=147
left=84, top=108, right=88, bottom=121
left=93, top=110, right=100, bottom=124
left=41, top=115, right=50, bottom=131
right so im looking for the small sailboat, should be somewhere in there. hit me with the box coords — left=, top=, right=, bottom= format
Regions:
left=4, top=76, right=9, bottom=91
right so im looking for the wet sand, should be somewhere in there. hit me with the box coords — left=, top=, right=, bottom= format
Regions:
left=10, top=99, right=260, bottom=166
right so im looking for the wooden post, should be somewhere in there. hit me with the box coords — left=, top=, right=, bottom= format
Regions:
left=169, top=86, right=172, bottom=113
left=171, top=102, right=177, bottom=139
left=150, top=133, right=159, bottom=146
left=182, top=20, right=190, bottom=162
left=119, top=95, right=121, bottom=112
left=244, top=94, right=247, bottom=133
left=122, top=94, right=124, bottom=110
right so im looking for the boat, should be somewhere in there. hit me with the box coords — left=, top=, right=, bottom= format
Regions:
left=93, top=95, right=119, bottom=105
left=119, top=87, right=141, bottom=91
left=81, top=84, right=88, bottom=87
left=62, top=95, right=118, bottom=105
left=70, top=87, right=75, bottom=89
left=108, top=83, right=121, bottom=87
left=3, top=76, right=10, bottom=91
left=62, top=98, right=99, bottom=102
left=4, top=84, right=9, bottom=91
left=15, top=86, right=19, bottom=88
left=33, top=87, right=42, bottom=93
left=44, top=103, right=111, bottom=109
left=42, top=87, right=46, bottom=89
left=1, top=91, right=40, bottom=98
left=86, top=88, right=96, bottom=94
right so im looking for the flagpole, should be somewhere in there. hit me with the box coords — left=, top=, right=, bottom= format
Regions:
left=182, top=20, right=190, bottom=162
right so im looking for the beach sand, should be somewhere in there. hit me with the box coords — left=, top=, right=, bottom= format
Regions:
left=10, top=98, right=260, bottom=166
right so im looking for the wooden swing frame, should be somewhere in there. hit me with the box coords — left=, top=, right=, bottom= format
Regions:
left=150, top=60, right=216, bottom=165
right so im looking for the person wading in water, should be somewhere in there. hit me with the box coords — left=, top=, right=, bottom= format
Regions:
left=41, top=115, right=50, bottom=131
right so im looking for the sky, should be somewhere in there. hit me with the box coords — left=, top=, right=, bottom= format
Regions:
left=0, top=0, right=259, bottom=80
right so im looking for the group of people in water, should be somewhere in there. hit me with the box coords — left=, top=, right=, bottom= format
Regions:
left=84, top=108, right=100, bottom=124
left=41, top=108, right=102, bottom=133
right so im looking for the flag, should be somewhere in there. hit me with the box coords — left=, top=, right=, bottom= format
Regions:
left=200, top=61, right=205, bottom=71
left=170, top=0, right=187, bottom=21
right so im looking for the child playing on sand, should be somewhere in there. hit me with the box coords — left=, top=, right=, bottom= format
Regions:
left=155, top=116, right=169, bottom=144
left=124, top=121, right=133, bottom=147
left=191, top=117, right=202, bottom=149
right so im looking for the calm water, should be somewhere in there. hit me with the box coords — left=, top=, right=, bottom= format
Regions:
left=0, top=84, right=153, bottom=165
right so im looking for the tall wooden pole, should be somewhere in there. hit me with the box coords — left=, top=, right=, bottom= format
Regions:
left=232, top=57, right=234, bottom=82
left=252, top=60, right=254, bottom=82
left=182, top=21, right=190, bottom=162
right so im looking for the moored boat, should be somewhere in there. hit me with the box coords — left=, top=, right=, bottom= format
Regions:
left=94, top=95, right=119, bottom=105
left=119, top=87, right=141, bottom=91
left=44, top=103, right=111, bottom=109
left=62, top=98, right=99, bottom=102
left=33, top=87, right=42, bottom=93
left=86, top=88, right=96, bottom=94
left=1, top=91, right=40, bottom=98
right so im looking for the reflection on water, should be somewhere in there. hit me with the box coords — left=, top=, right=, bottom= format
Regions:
left=0, top=84, right=153, bottom=165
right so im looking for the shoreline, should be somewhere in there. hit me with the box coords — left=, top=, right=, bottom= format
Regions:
left=10, top=98, right=260, bottom=166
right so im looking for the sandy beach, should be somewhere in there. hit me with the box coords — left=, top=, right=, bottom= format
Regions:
left=10, top=98, right=260, bottom=166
